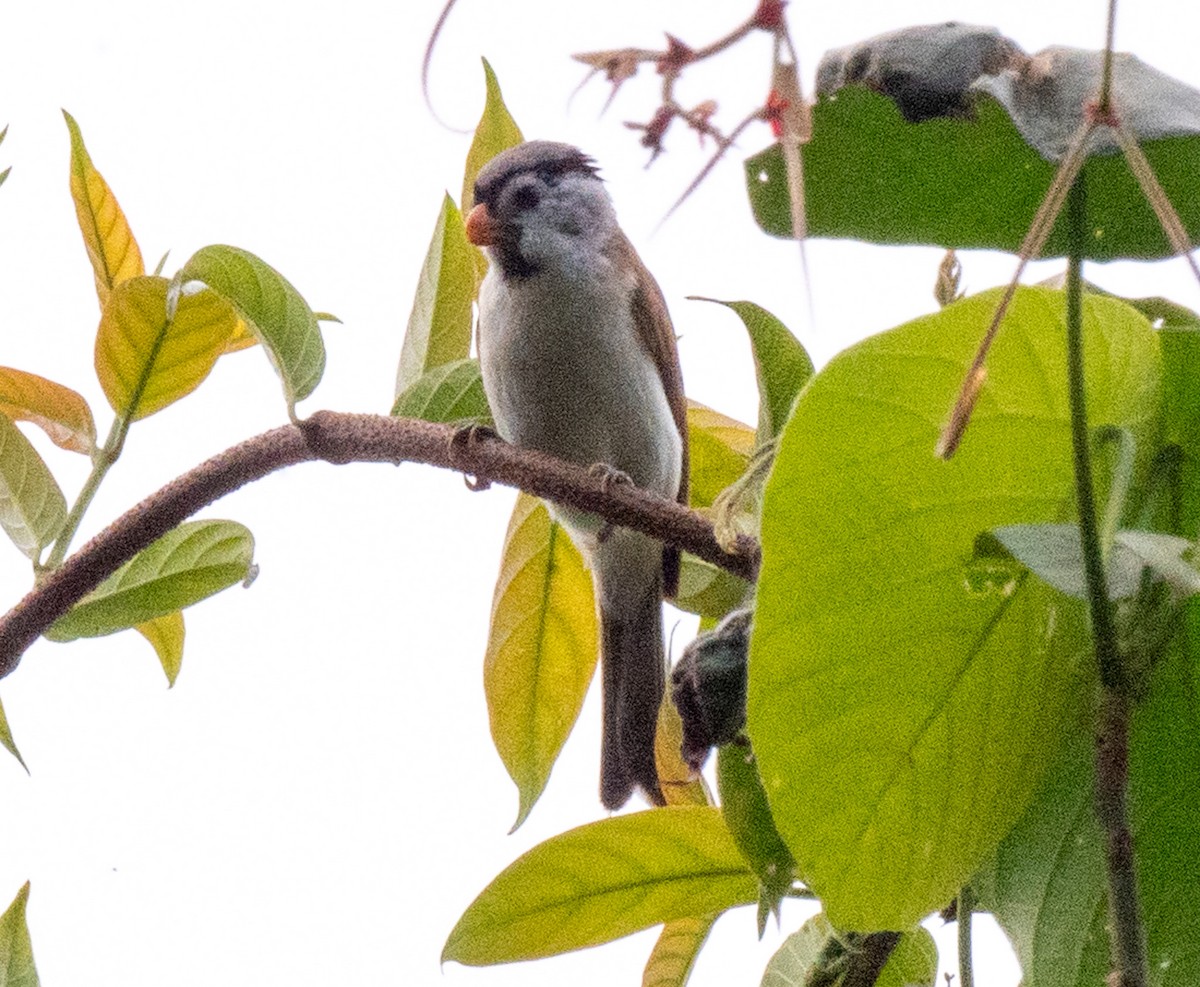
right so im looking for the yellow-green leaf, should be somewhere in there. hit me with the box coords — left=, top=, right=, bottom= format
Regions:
left=0, top=695, right=27, bottom=771
left=0, top=882, right=39, bottom=987
left=443, top=807, right=756, bottom=965
left=136, top=610, right=185, bottom=687
left=461, top=59, right=524, bottom=214
left=181, top=245, right=325, bottom=414
left=484, top=494, right=597, bottom=831
left=223, top=317, right=258, bottom=353
left=642, top=916, right=714, bottom=987
left=395, top=195, right=475, bottom=396
left=687, top=402, right=755, bottom=508
left=0, top=368, right=96, bottom=455
left=674, top=555, right=750, bottom=622
left=762, top=915, right=937, bottom=987
left=94, top=277, right=240, bottom=420
left=47, top=520, right=254, bottom=642
left=0, top=413, right=66, bottom=560
left=63, top=110, right=144, bottom=308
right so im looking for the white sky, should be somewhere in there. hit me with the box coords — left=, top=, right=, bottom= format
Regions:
left=0, top=1, right=1195, bottom=985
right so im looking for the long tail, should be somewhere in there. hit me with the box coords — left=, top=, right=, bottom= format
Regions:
left=599, top=573, right=667, bottom=810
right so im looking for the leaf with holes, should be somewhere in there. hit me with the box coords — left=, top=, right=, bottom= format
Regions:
left=63, top=110, right=144, bottom=307
left=0, top=413, right=66, bottom=560
left=484, top=494, right=596, bottom=831
left=46, top=520, right=254, bottom=642
left=443, top=807, right=756, bottom=965
left=94, top=277, right=240, bottom=420
left=181, top=245, right=325, bottom=414
left=391, top=357, right=492, bottom=426
left=750, top=287, right=1160, bottom=929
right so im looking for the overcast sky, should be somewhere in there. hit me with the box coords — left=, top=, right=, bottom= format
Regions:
left=0, top=1, right=1196, bottom=985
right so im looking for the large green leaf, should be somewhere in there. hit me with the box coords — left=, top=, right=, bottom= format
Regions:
left=46, top=520, right=254, bottom=641
left=0, top=413, right=66, bottom=561
left=94, top=276, right=240, bottom=420
left=749, top=286, right=1160, bottom=929
left=395, top=194, right=475, bottom=396
left=687, top=402, right=754, bottom=509
left=0, top=882, right=39, bottom=987
left=391, top=357, right=492, bottom=426
left=483, top=495, right=597, bottom=831
left=975, top=642, right=1200, bottom=987
left=181, top=245, right=325, bottom=414
left=746, top=87, right=1200, bottom=260
left=761, top=914, right=936, bottom=987
left=443, top=806, right=757, bottom=965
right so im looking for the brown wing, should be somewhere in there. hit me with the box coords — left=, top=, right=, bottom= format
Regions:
left=610, top=232, right=689, bottom=598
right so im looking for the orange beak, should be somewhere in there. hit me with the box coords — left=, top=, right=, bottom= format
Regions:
left=465, top=203, right=496, bottom=247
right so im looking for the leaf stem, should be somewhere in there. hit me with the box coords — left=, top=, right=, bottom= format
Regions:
left=43, top=415, right=129, bottom=571
left=1066, top=177, right=1148, bottom=987
left=957, top=885, right=975, bottom=987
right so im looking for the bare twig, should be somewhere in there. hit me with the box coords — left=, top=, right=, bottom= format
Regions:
left=0, top=412, right=760, bottom=680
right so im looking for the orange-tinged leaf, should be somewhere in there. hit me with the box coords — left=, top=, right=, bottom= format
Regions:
left=656, top=688, right=710, bottom=807
left=223, top=317, right=258, bottom=353
left=484, top=494, right=597, bottom=831
left=643, top=916, right=714, bottom=987
left=95, top=277, right=240, bottom=420
left=0, top=368, right=95, bottom=455
left=63, top=110, right=144, bottom=308
left=136, top=610, right=185, bottom=687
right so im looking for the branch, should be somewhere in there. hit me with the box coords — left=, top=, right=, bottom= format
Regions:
left=0, top=411, right=760, bottom=679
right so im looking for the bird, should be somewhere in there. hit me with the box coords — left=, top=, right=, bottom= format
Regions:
left=465, top=141, right=689, bottom=809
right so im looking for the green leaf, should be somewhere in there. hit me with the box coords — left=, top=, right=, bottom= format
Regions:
left=63, top=110, right=144, bottom=308
left=691, top=298, right=814, bottom=443
left=135, top=610, right=185, bottom=687
left=461, top=59, right=524, bottom=214
left=395, top=195, right=476, bottom=396
left=94, top=277, right=241, bottom=420
left=674, top=555, right=750, bottom=622
left=181, top=245, right=325, bottom=414
left=761, top=915, right=936, bottom=987
left=746, top=87, right=1200, bottom=260
left=0, top=413, right=66, bottom=561
left=443, top=806, right=756, bottom=965
left=642, top=916, right=714, bottom=987
left=993, top=524, right=1200, bottom=600
left=391, top=357, right=492, bottom=426
left=687, top=402, right=754, bottom=509
left=749, top=286, right=1160, bottom=929
left=0, top=882, right=39, bottom=987
left=0, top=694, right=27, bottom=771
left=484, top=495, right=597, bottom=831
left=975, top=642, right=1200, bottom=987
left=47, top=520, right=254, bottom=642
left=716, top=744, right=795, bottom=933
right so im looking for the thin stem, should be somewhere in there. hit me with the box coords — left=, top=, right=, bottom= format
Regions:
left=42, top=415, right=130, bottom=571
left=1066, top=176, right=1149, bottom=987
left=957, top=885, right=975, bottom=987
left=1098, top=0, right=1119, bottom=114
left=1065, top=179, right=1121, bottom=690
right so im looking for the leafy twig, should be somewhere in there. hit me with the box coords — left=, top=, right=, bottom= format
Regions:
left=0, top=412, right=760, bottom=678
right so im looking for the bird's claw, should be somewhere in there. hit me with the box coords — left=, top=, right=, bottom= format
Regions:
left=448, top=423, right=500, bottom=492
left=588, top=463, right=633, bottom=541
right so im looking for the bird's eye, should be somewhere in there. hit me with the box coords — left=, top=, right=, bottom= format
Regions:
left=511, top=185, right=540, bottom=211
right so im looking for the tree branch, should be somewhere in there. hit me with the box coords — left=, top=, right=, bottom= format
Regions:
left=0, top=411, right=760, bottom=679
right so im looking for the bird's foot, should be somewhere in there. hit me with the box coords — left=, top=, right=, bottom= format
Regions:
left=448, top=423, right=500, bottom=491
left=588, top=463, right=633, bottom=541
